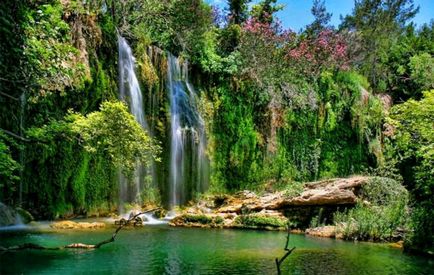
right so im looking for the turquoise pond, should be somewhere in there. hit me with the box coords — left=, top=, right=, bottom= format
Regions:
left=0, top=224, right=433, bottom=274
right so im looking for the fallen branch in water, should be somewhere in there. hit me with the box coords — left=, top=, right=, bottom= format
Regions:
left=0, top=208, right=160, bottom=252
left=275, top=225, right=296, bottom=275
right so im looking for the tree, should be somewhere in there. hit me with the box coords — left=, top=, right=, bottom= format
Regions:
left=251, top=0, right=284, bottom=24
left=409, top=53, right=434, bottom=91
left=69, top=101, right=160, bottom=176
left=340, top=0, right=419, bottom=92
left=228, top=0, right=251, bottom=25
left=386, top=90, right=434, bottom=252
left=305, top=0, right=332, bottom=37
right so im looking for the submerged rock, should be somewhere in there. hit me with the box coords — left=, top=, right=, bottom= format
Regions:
left=306, top=226, right=341, bottom=238
left=50, top=220, right=106, bottom=230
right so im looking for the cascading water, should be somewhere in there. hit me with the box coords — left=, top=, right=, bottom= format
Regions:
left=117, top=34, right=156, bottom=211
left=167, top=54, right=209, bottom=208
left=116, top=38, right=209, bottom=212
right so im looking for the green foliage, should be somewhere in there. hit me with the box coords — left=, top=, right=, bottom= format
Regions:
left=359, top=177, right=408, bottom=206
left=117, top=0, right=214, bottom=68
left=24, top=101, right=160, bottom=218
left=305, top=0, right=332, bottom=37
left=334, top=177, right=409, bottom=241
left=180, top=214, right=223, bottom=225
left=0, top=133, right=20, bottom=201
left=282, top=182, right=304, bottom=199
left=386, top=90, right=434, bottom=251
left=340, top=0, right=419, bottom=92
left=69, top=101, right=160, bottom=176
left=334, top=201, right=408, bottom=241
left=251, top=0, right=284, bottom=24
left=228, top=0, right=251, bottom=25
left=382, top=23, right=434, bottom=100
left=23, top=1, right=87, bottom=101
left=0, top=1, right=432, bottom=252
left=408, top=201, right=434, bottom=252
left=409, top=53, right=434, bottom=91
left=235, top=214, right=288, bottom=228
left=387, top=90, right=434, bottom=196
left=211, top=84, right=263, bottom=190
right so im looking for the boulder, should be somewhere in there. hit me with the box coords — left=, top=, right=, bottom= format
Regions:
left=288, top=188, right=357, bottom=206
left=0, top=202, right=20, bottom=227
left=306, top=226, right=338, bottom=238
left=15, top=208, right=34, bottom=224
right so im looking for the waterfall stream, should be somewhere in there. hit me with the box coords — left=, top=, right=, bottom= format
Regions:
left=117, top=34, right=156, bottom=211
left=167, top=54, right=209, bottom=208
left=117, top=35, right=209, bottom=210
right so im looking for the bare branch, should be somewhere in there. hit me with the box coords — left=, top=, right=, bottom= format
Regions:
left=275, top=224, right=296, bottom=275
left=0, top=208, right=160, bottom=252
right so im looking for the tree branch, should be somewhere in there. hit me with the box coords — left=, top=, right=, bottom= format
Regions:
left=0, top=208, right=160, bottom=252
left=0, top=128, right=29, bottom=142
left=275, top=225, right=296, bottom=275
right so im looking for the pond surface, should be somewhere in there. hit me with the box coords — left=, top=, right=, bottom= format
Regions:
left=0, top=225, right=433, bottom=274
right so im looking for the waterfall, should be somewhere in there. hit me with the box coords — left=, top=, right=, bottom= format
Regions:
left=117, top=34, right=156, bottom=210
left=116, top=37, right=209, bottom=210
left=167, top=53, right=209, bottom=208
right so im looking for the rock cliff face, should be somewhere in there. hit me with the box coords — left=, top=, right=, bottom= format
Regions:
left=170, top=176, right=371, bottom=231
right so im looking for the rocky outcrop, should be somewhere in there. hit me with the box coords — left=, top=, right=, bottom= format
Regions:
left=169, top=210, right=288, bottom=230
left=170, top=176, right=371, bottom=231
left=215, top=176, right=368, bottom=213
left=50, top=221, right=106, bottom=230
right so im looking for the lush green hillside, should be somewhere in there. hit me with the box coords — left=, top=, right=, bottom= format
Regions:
left=0, top=0, right=432, bottom=252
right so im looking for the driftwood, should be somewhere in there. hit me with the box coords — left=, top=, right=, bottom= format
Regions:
left=275, top=225, right=296, bottom=275
left=0, top=208, right=160, bottom=252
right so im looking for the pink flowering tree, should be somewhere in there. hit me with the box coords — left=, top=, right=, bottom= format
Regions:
left=286, top=29, right=349, bottom=77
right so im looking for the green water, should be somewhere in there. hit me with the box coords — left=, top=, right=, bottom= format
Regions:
left=0, top=225, right=433, bottom=274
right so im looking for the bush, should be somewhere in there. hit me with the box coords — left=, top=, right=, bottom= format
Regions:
left=386, top=90, right=434, bottom=251
left=358, top=177, right=408, bottom=206
left=333, top=177, right=409, bottom=241
left=235, top=214, right=288, bottom=228
left=408, top=201, right=434, bottom=252
left=182, top=214, right=223, bottom=225
left=334, top=201, right=408, bottom=241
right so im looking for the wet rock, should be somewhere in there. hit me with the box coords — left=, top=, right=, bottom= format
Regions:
left=306, top=226, right=337, bottom=238
left=169, top=214, right=224, bottom=228
left=389, top=241, right=404, bottom=249
left=50, top=220, right=106, bottom=230
left=153, top=209, right=167, bottom=219
left=15, top=208, right=34, bottom=224
left=0, top=202, right=20, bottom=227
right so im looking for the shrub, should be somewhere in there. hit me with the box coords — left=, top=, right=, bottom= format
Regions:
left=182, top=214, right=223, bottom=225
left=235, top=214, right=288, bottom=228
left=333, top=177, right=409, bottom=241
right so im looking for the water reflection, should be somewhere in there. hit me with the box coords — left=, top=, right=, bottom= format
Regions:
left=1, top=226, right=433, bottom=274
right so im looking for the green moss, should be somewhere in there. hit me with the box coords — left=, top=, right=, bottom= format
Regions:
left=235, top=214, right=288, bottom=228
left=181, top=214, right=222, bottom=225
